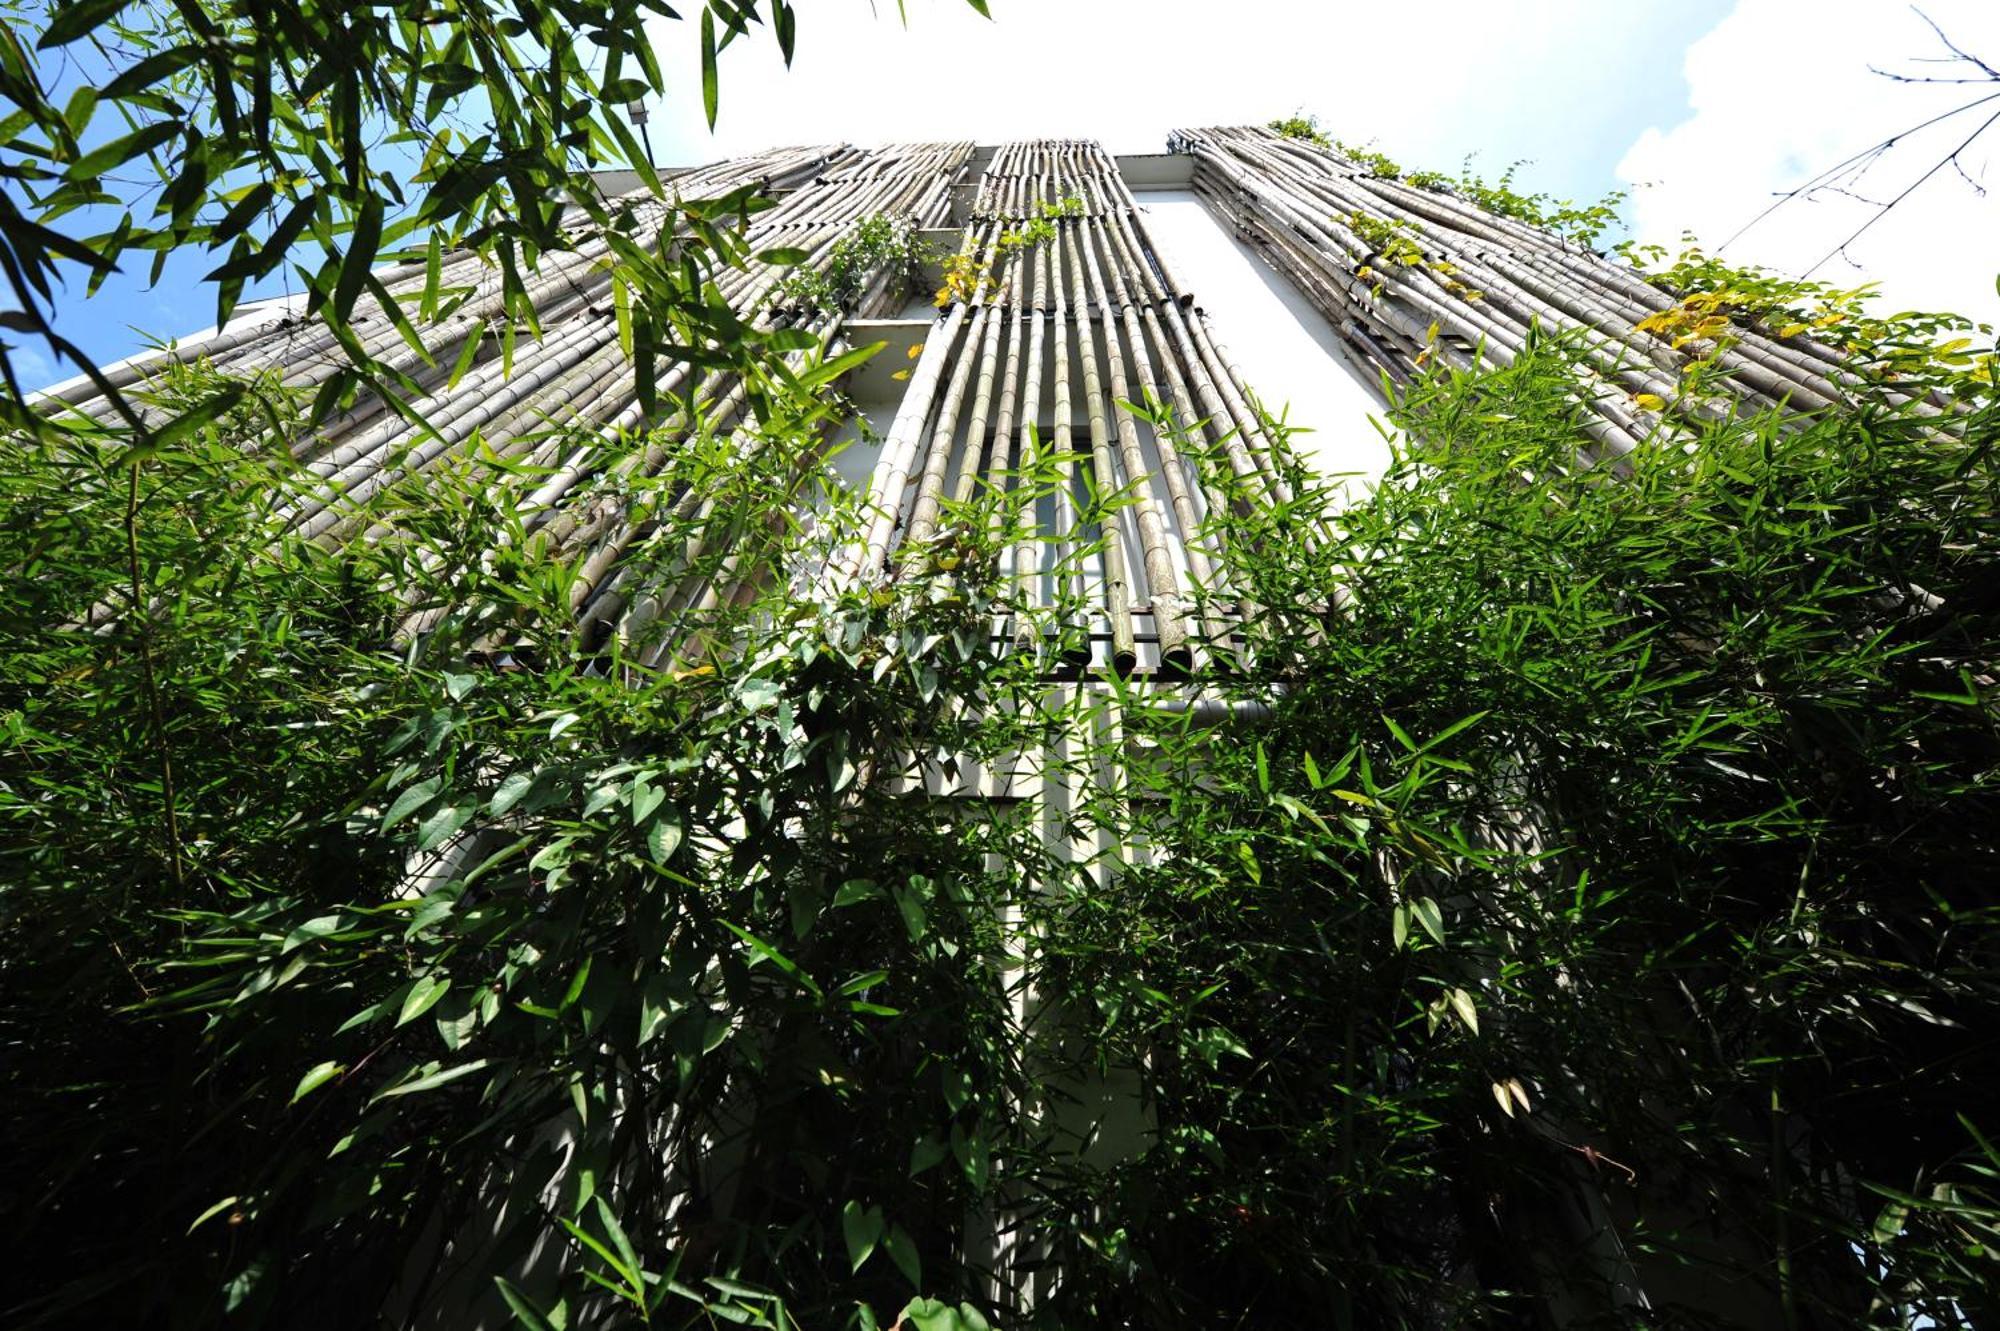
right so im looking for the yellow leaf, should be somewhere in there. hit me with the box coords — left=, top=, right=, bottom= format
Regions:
left=1776, top=323, right=1807, bottom=339
left=907, top=343, right=923, bottom=359
left=1633, top=393, right=1665, bottom=412
left=891, top=369, right=911, bottom=381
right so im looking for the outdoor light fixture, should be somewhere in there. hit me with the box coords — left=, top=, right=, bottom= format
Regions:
left=626, top=98, right=655, bottom=168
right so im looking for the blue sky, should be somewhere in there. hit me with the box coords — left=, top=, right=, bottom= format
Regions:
left=21, top=0, right=2000, bottom=389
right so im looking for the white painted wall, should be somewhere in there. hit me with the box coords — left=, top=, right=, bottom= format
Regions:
left=1135, top=189, right=1394, bottom=498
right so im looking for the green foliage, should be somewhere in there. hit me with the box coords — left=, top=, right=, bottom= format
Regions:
left=932, top=199, right=1081, bottom=308
left=1330, top=135, right=1404, bottom=180
left=2, top=350, right=1062, bottom=1327
left=1268, top=115, right=1332, bottom=149
left=5, top=180, right=2000, bottom=1331
left=1030, top=330, right=1997, bottom=1326
left=1346, top=209, right=1484, bottom=307
left=772, top=214, right=931, bottom=317
left=0, top=0, right=984, bottom=446
left=1274, top=118, right=1627, bottom=248
left=1627, top=237, right=1999, bottom=397
left=1445, top=159, right=1625, bottom=247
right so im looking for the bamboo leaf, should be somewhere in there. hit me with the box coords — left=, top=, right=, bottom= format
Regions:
left=334, top=194, right=384, bottom=325
left=700, top=8, right=719, bottom=129
left=374, top=1059, right=490, bottom=1100
left=448, top=320, right=487, bottom=389
left=493, top=1278, right=559, bottom=1331
left=184, top=1195, right=241, bottom=1236
left=773, top=0, right=796, bottom=64
left=720, top=921, right=822, bottom=999
left=67, top=120, right=179, bottom=180
left=292, top=1061, right=345, bottom=1103
left=38, top=0, right=133, bottom=49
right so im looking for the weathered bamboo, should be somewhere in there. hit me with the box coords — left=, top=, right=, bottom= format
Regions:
left=1009, top=233, right=1052, bottom=650
left=903, top=300, right=992, bottom=548
left=70, top=126, right=1873, bottom=682
left=848, top=302, right=972, bottom=581
left=1171, top=124, right=1869, bottom=441
left=1065, top=196, right=1137, bottom=672
left=1078, top=216, right=1190, bottom=667
left=1047, top=224, right=1090, bottom=667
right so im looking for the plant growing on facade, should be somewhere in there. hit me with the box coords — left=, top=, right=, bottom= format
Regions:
left=772, top=214, right=932, bottom=317
left=4, top=117, right=1998, bottom=1331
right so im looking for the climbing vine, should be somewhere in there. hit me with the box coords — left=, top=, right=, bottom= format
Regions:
left=773, top=214, right=934, bottom=318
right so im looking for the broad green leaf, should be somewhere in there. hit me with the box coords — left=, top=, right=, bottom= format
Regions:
left=1448, top=987, right=1479, bottom=1035
left=398, top=974, right=451, bottom=1026
left=415, top=801, right=473, bottom=852
left=488, top=769, right=535, bottom=817
left=834, top=878, right=880, bottom=907
left=646, top=813, right=683, bottom=863
left=1412, top=897, right=1445, bottom=947
left=909, top=1135, right=949, bottom=1176
left=629, top=772, right=666, bottom=825
left=882, top=1223, right=921, bottom=1289
left=291, top=1061, right=344, bottom=1104
left=381, top=775, right=442, bottom=830
left=842, top=1200, right=884, bottom=1272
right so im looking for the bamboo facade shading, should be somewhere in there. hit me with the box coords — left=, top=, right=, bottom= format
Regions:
left=37, top=138, right=1296, bottom=679
left=42, top=143, right=970, bottom=653
left=39, top=127, right=1893, bottom=678
left=861, top=140, right=1306, bottom=675
left=1169, top=125, right=1912, bottom=460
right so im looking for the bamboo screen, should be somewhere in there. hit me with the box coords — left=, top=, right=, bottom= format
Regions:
left=38, top=128, right=1885, bottom=680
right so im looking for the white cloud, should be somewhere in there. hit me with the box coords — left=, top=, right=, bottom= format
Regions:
left=644, top=1, right=1717, bottom=187
left=1617, top=0, right=2000, bottom=327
